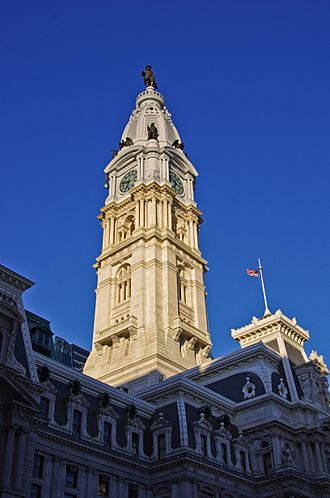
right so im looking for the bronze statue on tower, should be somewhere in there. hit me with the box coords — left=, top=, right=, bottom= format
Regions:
left=141, top=65, right=158, bottom=89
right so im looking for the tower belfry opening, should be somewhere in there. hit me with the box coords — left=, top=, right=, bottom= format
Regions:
left=83, top=68, right=212, bottom=391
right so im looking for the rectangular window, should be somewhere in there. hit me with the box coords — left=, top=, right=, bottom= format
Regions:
left=30, top=484, right=42, bottom=498
left=221, top=443, right=227, bottom=465
left=33, top=454, right=44, bottom=478
left=157, top=434, right=166, bottom=459
left=65, top=464, right=78, bottom=488
left=40, top=397, right=50, bottom=417
left=263, top=452, right=272, bottom=475
left=128, top=483, right=139, bottom=498
left=132, top=432, right=139, bottom=457
left=201, top=435, right=207, bottom=456
left=240, top=451, right=246, bottom=472
left=103, top=422, right=112, bottom=447
left=72, top=410, right=82, bottom=437
left=98, top=474, right=109, bottom=497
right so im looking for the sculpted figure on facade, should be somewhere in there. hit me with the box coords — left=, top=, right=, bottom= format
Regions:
left=278, top=378, right=288, bottom=399
left=147, top=122, right=159, bottom=140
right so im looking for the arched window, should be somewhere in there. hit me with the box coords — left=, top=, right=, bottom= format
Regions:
left=117, top=215, right=135, bottom=243
left=177, top=266, right=189, bottom=305
left=260, top=441, right=273, bottom=475
left=116, top=264, right=131, bottom=304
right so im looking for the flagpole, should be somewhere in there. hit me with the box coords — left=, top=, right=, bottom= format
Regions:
left=258, top=258, right=270, bottom=316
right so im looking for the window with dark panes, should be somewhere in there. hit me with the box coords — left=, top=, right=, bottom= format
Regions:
left=72, top=410, right=82, bottom=437
left=262, top=452, right=272, bottom=475
left=128, top=483, right=139, bottom=498
left=157, top=434, right=166, bottom=459
left=65, top=464, right=78, bottom=488
left=240, top=450, right=246, bottom=472
left=221, top=443, right=227, bottom=465
left=132, top=432, right=139, bottom=457
left=98, top=474, right=109, bottom=496
left=201, top=435, right=207, bottom=456
left=30, top=484, right=42, bottom=498
left=40, top=397, right=50, bottom=417
left=33, top=454, right=44, bottom=478
left=103, top=421, right=112, bottom=447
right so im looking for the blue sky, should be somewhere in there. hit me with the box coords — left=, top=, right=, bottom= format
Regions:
left=1, top=1, right=329, bottom=362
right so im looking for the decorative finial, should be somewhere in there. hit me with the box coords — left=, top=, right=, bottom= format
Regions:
left=141, top=65, right=157, bottom=89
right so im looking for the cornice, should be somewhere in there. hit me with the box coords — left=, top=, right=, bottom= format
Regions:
left=33, top=352, right=155, bottom=416
left=0, top=264, right=34, bottom=293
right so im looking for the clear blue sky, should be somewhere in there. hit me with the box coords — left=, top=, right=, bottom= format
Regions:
left=1, top=1, right=329, bottom=362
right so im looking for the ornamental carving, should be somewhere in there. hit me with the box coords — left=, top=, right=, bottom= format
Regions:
left=242, top=377, right=256, bottom=399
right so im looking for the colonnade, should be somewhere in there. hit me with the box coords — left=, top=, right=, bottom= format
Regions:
left=102, top=197, right=199, bottom=251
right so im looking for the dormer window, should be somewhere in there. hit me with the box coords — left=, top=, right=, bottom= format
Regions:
left=132, top=432, right=139, bottom=457
left=221, top=443, right=228, bottom=465
left=72, top=410, right=82, bottom=437
left=157, top=434, right=166, bottom=459
left=40, top=397, right=50, bottom=417
left=103, top=422, right=112, bottom=447
left=201, top=434, right=208, bottom=457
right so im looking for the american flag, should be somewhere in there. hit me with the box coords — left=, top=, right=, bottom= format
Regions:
left=246, top=268, right=259, bottom=277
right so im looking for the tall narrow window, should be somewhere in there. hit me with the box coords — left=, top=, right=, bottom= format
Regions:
left=132, top=432, right=139, bottom=457
left=240, top=451, right=246, bottom=473
left=201, top=435, right=207, bottom=457
left=128, top=483, right=139, bottom=498
left=30, top=484, right=42, bottom=498
left=65, top=465, right=78, bottom=488
left=40, top=397, right=50, bottom=417
left=33, top=454, right=44, bottom=478
left=98, top=474, right=109, bottom=497
left=177, top=266, right=189, bottom=305
left=221, top=443, right=227, bottom=465
left=262, top=452, right=272, bottom=475
left=103, top=422, right=112, bottom=447
left=72, top=410, right=82, bottom=437
left=157, top=434, right=166, bottom=459
left=116, top=264, right=131, bottom=304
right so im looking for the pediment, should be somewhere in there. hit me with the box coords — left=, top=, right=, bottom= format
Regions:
left=0, top=375, right=39, bottom=411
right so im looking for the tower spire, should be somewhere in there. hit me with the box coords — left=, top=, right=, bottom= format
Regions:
left=84, top=76, right=212, bottom=392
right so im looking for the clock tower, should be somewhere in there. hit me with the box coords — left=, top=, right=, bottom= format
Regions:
left=84, top=70, right=212, bottom=391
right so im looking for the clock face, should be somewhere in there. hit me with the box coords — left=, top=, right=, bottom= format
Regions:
left=169, top=171, right=184, bottom=195
left=119, top=170, right=137, bottom=193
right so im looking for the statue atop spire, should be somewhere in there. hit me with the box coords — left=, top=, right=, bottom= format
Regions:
left=141, top=65, right=157, bottom=89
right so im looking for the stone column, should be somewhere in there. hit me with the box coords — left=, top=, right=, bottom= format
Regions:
left=277, top=335, right=299, bottom=401
left=301, top=440, right=309, bottom=471
left=110, top=476, right=119, bottom=497
left=86, top=466, right=96, bottom=497
left=271, top=435, right=282, bottom=466
left=14, top=430, right=27, bottom=489
left=167, top=200, right=172, bottom=230
left=117, top=477, right=127, bottom=498
left=51, top=456, right=65, bottom=498
left=2, top=428, right=15, bottom=487
left=314, top=441, right=324, bottom=473
left=152, top=196, right=157, bottom=226
left=135, top=201, right=140, bottom=228
left=193, top=222, right=199, bottom=249
left=189, top=220, right=194, bottom=247
left=140, top=200, right=145, bottom=227
left=163, top=199, right=168, bottom=228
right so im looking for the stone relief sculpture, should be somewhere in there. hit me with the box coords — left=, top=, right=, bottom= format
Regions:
left=242, top=377, right=256, bottom=399
left=147, top=123, right=159, bottom=140
left=278, top=378, right=288, bottom=399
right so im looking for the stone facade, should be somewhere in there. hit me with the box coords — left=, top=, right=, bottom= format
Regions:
left=0, top=81, right=329, bottom=498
